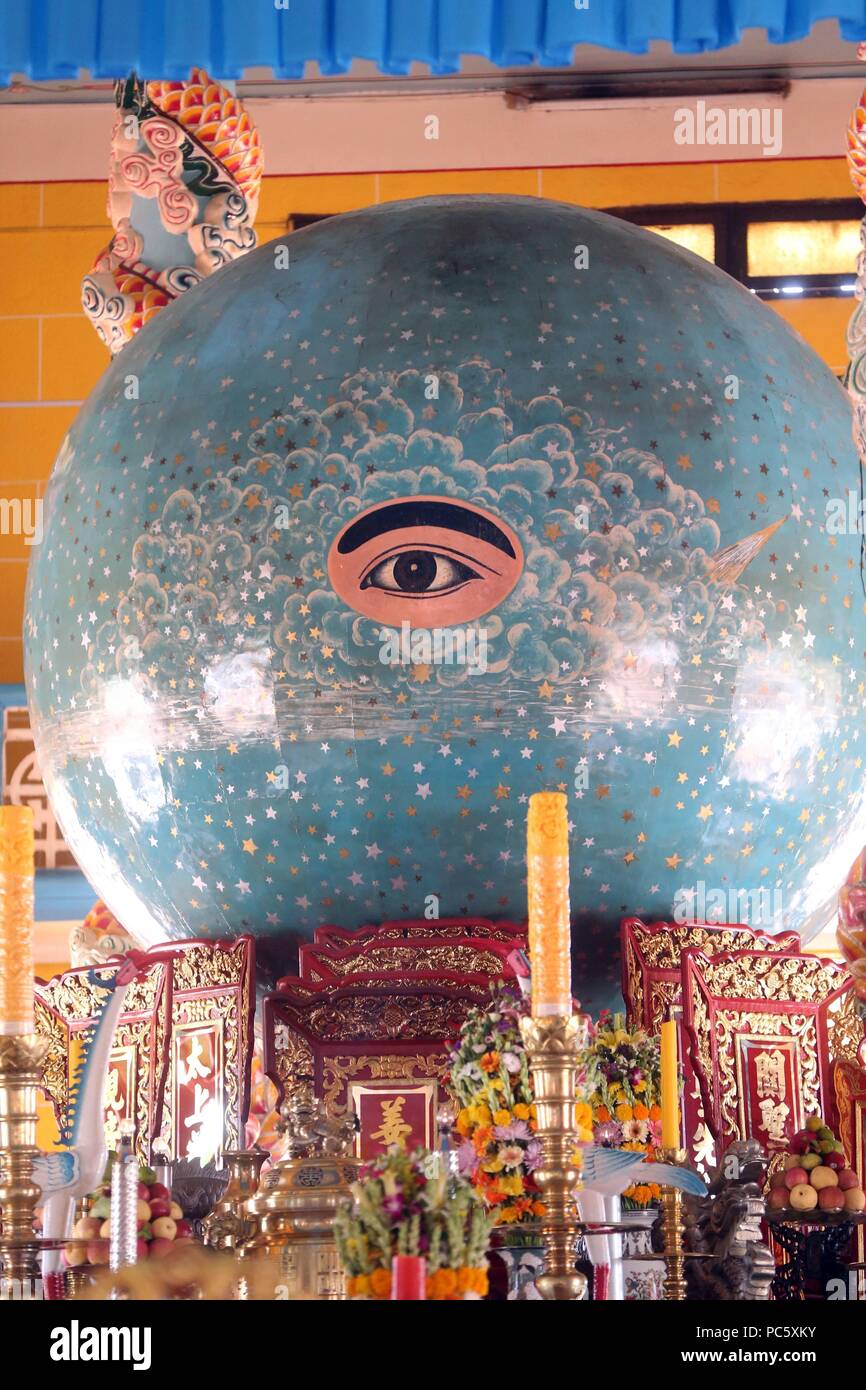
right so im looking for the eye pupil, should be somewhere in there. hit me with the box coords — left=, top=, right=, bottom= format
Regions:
left=393, top=551, right=437, bottom=592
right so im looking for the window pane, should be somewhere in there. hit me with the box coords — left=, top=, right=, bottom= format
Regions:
left=747, top=220, right=861, bottom=277
left=645, top=223, right=716, bottom=263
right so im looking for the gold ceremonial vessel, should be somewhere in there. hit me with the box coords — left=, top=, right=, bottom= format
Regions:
left=239, top=1081, right=360, bottom=1300
left=201, top=1148, right=268, bottom=1251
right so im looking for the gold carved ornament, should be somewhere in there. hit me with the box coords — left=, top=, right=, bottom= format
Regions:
left=321, top=1053, right=449, bottom=1118
left=318, top=944, right=507, bottom=979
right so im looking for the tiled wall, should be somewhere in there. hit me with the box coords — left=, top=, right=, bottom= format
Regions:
left=0, top=158, right=856, bottom=684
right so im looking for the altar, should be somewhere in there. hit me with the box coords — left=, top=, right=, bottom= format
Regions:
left=3, top=0, right=866, bottom=1330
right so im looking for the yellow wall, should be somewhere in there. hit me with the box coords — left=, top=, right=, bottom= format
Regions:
left=0, top=157, right=857, bottom=684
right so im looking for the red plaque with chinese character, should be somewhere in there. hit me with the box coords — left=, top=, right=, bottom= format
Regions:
left=154, top=937, right=255, bottom=1162
left=351, top=1081, right=437, bottom=1159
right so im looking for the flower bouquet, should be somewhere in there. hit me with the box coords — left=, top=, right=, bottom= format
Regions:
left=334, top=1147, right=493, bottom=1300
left=582, top=1011, right=664, bottom=1209
left=446, top=987, right=593, bottom=1229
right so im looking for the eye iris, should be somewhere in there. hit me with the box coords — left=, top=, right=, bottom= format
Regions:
left=393, top=551, right=438, bottom=592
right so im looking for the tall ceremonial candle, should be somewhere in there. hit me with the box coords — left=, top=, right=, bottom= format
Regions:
left=526, top=791, right=572, bottom=1017
left=0, top=804, right=35, bottom=1035
left=660, top=1020, right=680, bottom=1149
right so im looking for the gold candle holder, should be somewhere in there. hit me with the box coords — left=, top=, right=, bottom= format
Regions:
left=201, top=1148, right=268, bottom=1251
left=656, top=1145, right=688, bottom=1301
left=519, top=1012, right=587, bottom=1301
left=0, top=1032, right=48, bottom=1296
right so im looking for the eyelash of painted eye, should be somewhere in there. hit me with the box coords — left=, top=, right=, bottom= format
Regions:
left=360, top=550, right=481, bottom=595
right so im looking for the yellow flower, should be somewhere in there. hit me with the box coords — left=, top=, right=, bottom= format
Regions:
left=499, top=1174, right=524, bottom=1196
left=352, top=1274, right=371, bottom=1297
left=482, top=1156, right=505, bottom=1173
left=513, top=1103, right=530, bottom=1121
left=615, top=1103, right=633, bottom=1123
left=493, top=1108, right=511, bottom=1127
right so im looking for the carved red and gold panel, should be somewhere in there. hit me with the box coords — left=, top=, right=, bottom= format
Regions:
left=682, top=949, right=862, bottom=1155
left=35, top=960, right=170, bottom=1161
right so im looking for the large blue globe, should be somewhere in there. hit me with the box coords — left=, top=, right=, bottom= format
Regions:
left=24, top=196, right=866, bottom=1011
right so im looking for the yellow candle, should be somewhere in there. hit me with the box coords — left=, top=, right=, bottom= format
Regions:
left=0, top=804, right=36, bottom=1035
left=526, top=791, right=572, bottom=1017
left=660, top=1019, right=680, bottom=1149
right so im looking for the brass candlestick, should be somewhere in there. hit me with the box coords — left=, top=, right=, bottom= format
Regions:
left=201, top=1148, right=268, bottom=1251
left=519, top=1012, right=587, bottom=1301
left=0, top=1033, right=48, bottom=1297
left=657, top=1145, right=688, bottom=1300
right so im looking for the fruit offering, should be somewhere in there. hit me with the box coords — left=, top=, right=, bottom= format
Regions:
left=766, top=1115, right=865, bottom=1217
left=62, top=1163, right=194, bottom=1269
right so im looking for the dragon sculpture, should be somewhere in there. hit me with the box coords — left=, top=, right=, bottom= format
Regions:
left=683, top=1139, right=775, bottom=1300
left=82, top=69, right=263, bottom=353
left=36, top=950, right=150, bottom=1292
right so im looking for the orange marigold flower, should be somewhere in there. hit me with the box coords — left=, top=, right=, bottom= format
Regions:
left=370, top=1267, right=392, bottom=1298
left=615, top=1103, right=633, bottom=1122
left=531, top=1200, right=546, bottom=1216
left=432, top=1268, right=458, bottom=1299
left=633, top=1102, right=649, bottom=1121
left=479, top=1051, right=500, bottom=1073
left=352, top=1273, right=372, bottom=1297
left=493, top=1108, right=511, bottom=1127
left=596, top=1106, right=612, bottom=1123
left=649, top=1104, right=662, bottom=1122
left=513, top=1103, right=530, bottom=1121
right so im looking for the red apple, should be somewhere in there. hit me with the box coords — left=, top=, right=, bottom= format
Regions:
left=136, top=1237, right=149, bottom=1260
left=137, top=1182, right=151, bottom=1200
left=824, top=1151, right=846, bottom=1171
left=769, top=1170, right=788, bottom=1190
left=174, top=1219, right=192, bottom=1239
left=818, top=1186, right=846, bottom=1212
left=86, top=1239, right=109, bottom=1266
left=791, top=1131, right=813, bottom=1154
left=767, top=1187, right=789, bottom=1211
left=148, top=1198, right=171, bottom=1220
left=837, top=1169, right=860, bottom=1191
left=148, top=1237, right=174, bottom=1259
left=784, top=1167, right=808, bottom=1190
left=148, top=1183, right=170, bottom=1202
left=151, top=1216, right=177, bottom=1241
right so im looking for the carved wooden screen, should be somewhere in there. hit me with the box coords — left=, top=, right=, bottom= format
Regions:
left=682, top=949, right=863, bottom=1156
left=620, top=916, right=801, bottom=1034
left=265, top=919, right=525, bottom=1159
left=153, top=937, right=255, bottom=1162
left=35, top=960, right=170, bottom=1161
left=619, top=917, right=801, bottom=1171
